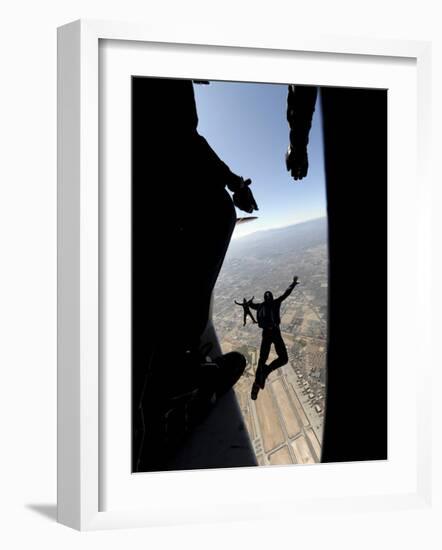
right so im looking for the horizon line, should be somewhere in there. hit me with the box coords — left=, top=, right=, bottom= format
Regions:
left=232, top=215, right=327, bottom=241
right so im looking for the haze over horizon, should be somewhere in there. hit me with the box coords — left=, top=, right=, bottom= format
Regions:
left=232, top=215, right=327, bottom=241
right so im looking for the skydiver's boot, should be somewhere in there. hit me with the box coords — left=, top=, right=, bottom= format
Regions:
left=251, top=381, right=260, bottom=400
left=140, top=347, right=246, bottom=471
left=167, top=348, right=246, bottom=441
left=251, top=361, right=266, bottom=400
left=255, top=362, right=267, bottom=390
left=209, top=351, right=247, bottom=397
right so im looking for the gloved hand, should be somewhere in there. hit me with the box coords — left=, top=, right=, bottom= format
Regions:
left=285, top=145, right=308, bottom=181
left=232, top=178, right=259, bottom=214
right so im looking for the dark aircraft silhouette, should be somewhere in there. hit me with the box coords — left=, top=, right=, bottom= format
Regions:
left=132, top=77, right=258, bottom=472
left=285, top=85, right=387, bottom=463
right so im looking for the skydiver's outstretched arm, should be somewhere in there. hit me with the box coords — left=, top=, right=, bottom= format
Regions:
left=276, top=277, right=299, bottom=303
left=234, top=300, right=243, bottom=306
left=246, top=296, right=255, bottom=305
left=248, top=298, right=260, bottom=310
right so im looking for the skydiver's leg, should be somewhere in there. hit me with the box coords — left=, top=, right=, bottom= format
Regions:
left=264, top=329, right=288, bottom=380
left=252, top=329, right=272, bottom=395
left=258, top=330, right=272, bottom=367
left=243, top=311, right=247, bottom=326
left=247, top=311, right=257, bottom=323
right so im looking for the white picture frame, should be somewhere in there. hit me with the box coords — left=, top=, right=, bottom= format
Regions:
left=57, top=19, right=432, bottom=531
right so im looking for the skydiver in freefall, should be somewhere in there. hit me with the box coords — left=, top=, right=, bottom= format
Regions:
left=234, top=297, right=258, bottom=326
left=248, top=276, right=299, bottom=400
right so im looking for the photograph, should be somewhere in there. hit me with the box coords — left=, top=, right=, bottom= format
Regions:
left=0, top=0, right=432, bottom=541
left=131, top=76, right=387, bottom=472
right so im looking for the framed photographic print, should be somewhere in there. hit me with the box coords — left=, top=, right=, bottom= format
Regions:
left=57, top=19, right=432, bottom=530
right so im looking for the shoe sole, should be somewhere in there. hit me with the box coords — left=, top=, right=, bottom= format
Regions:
left=251, top=382, right=260, bottom=400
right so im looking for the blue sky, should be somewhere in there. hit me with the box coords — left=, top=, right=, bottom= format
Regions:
left=194, top=81, right=327, bottom=238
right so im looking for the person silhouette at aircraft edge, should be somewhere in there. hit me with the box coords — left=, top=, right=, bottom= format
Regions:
left=132, top=77, right=259, bottom=471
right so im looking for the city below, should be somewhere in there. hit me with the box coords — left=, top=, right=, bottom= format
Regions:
left=213, top=217, right=328, bottom=466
